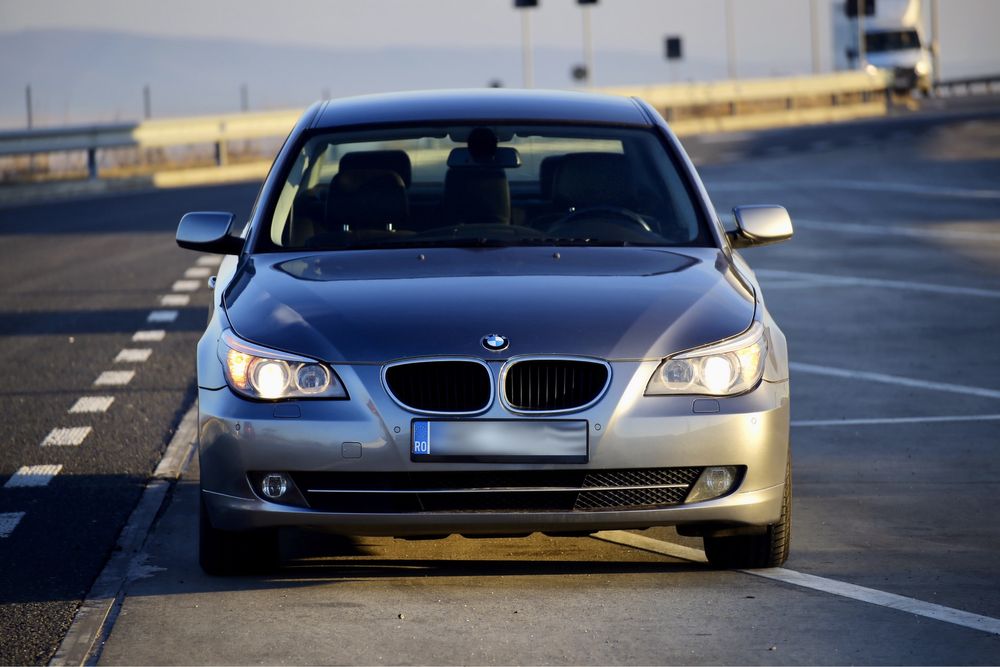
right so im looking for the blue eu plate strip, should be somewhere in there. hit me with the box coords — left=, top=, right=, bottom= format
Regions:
left=412, top=420, right=430, bottom=455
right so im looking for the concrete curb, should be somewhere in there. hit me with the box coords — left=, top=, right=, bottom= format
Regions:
left=49, top=403, right=198, bottom=667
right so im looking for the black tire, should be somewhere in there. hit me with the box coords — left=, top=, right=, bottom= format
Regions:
left=199, top=494, right=279, bottom=575
left=703, top=456, right=791, bottom=569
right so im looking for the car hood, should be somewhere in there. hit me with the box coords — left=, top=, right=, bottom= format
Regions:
left=223, top=247, right=755, bottom=363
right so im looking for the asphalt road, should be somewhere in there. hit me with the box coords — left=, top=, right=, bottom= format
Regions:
left=2, top=98, right=1000, bottom=665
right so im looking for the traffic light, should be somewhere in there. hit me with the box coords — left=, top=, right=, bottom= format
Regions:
left=514, top=0, right=538, bottom=7
left=665, top=36, right=682, bottom=60
left=845, top=0, right=875, bottom=17
left=578, top=0, right=599, bottom=4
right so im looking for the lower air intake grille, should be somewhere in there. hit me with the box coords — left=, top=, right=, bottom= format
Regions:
left=503, top=358, right=610, bottom=412
left=289, top=467, right=708, bottom=513
left=384, top=360, right=491, bottom=413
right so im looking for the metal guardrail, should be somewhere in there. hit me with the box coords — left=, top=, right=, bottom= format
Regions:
left=604, top=70, right=893, bottom=135
left=0, top=71, right=896, bottom=183
left=0, top=110, right=300, bottom=178
left=934, top=74, right=1000, bottom=96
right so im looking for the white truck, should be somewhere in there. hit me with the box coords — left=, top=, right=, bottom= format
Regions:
left=832, top=0, right=934, bottom=95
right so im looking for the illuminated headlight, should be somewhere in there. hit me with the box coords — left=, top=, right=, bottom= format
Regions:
left=219, top=329, right=347, bottom=401
left=914, top=60, right=930, bottom=76
left=645, top=322, right=767, bottom=396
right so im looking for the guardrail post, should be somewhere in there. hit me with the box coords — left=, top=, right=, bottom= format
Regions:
left=87, top=148, right=98, bottom=180
left=214, top=140, right=228, bottom=167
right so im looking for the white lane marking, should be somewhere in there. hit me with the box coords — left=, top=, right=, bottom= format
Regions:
left=592, top=530, right=707, bottom=562
left=707, top=179, right=1000, bottom=200
left=792, top=414, right=1000, bottom=427
left=94, top=370, right=135, bottom=386
left=790, top=362, right=1000, bottom=400
left=196, top=255, right=223, bottom=266
left=5, top=464, right=63, bottom=488
left=69, top=396, right=114, bottom=413
left=171, top=280, right=200, bottom=292
left=133, top=329, right=166, bottom=342
left=160, top=294, right=190, bottom=307
left=593, top=531, right=1000, bottom=637
left=41, top=426, right=92, bottom=447
left=0, top=512, right=26, bottom=538
left=756, top=268, right=1000, bottom=299
left=794, top=219, right=1000, bottom=244
left=114, top=348, right=152, bottom=363
left=748, top=568, right=1000, bottom=637
left=184, top=267, right=212, bottom=279
left=147, top=310, right=178, bottom=323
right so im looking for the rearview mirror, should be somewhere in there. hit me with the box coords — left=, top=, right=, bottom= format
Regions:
left=728, top=205, right=793, bottom=249
left=176, top=211, right=244, bottom=254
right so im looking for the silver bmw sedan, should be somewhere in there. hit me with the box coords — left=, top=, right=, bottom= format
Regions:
left=176, top=89, right=793, bottom=575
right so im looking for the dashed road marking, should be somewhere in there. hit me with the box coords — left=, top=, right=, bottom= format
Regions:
left=756, top=268, right=1000, bottom=299
left=593, top=531, right=1000, bottom=637
left=133, top=329, right=166, bottom=342
left=160, top=294, right=190, bottom=307
left=171, top=280, right=201, bottom=292
left=790, top=361, right=1000, bottom=400
left=94, top=370, right=135, bottom=386
left=5, top=464, right=63, bottom=488
left=69, top=396, right=115, bottom=413
left=114, top=348, right=152, bottom=363
left=41, top=426, right=92, bottom=447
left=184, top=267, right=213, bottom=279
left=196, top=255, right=223, bottom=266
left=792, top=414, right=1000, bottom=427
left=0, top=512, right=26, bottom=538
left=147, top=310, right=178, bottom=323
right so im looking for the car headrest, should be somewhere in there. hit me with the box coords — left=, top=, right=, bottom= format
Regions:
left=443, top=168, right=511, bottom=225
left=551, top=153, right=636, bottom=210
left=326, top=169, right=408, bottom=232
left=538, top=155, right=565, bottom=200
left=339, top=150, right=412, bottom=187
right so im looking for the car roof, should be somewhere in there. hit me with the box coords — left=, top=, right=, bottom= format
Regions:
left=313, top=89, right=653, bottom=129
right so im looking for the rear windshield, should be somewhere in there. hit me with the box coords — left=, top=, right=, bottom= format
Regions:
left=258, top=124, right=711, bottom=252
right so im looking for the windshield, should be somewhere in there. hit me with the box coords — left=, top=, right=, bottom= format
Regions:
left=258, top=124, right=711, bottom=251
left=865, top=29, right=921, bottom=53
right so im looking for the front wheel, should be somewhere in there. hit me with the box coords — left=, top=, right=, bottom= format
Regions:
left=199, top=494, right=279, bottom=575
left=703, top=456, right=791, bottom=569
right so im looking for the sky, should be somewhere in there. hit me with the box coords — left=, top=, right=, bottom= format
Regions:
left=3, top=0, right=998, bottom=78
left=0, top=0, right=998, bottom=126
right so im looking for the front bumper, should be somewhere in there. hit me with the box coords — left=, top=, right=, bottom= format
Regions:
left=198, top=360, right=789, bottom=535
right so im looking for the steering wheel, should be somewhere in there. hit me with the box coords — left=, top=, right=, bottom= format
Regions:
left=548, top=206, right=652, bottom=234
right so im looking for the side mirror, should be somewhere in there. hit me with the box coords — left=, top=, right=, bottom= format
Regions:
left=176, top=211, right=244, bottom=254
left=728, top=205, right=793, bottom=249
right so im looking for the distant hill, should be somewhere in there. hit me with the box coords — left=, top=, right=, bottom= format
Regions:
left=0, top=29, right=713, bottom=128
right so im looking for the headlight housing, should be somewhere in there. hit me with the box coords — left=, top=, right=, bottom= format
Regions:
left=645, top=322, right=767, bottom=396
left=218, top=329, right=347, bottom=401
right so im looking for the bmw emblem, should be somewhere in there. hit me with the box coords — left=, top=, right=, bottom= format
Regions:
left=482, top=334, right=509, bottom=352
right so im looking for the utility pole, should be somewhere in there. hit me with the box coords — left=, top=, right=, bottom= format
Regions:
left=25, top=85, right=33, bottom=129
left=809, top=0, right=821, bottom=74
left=240, top=83, right=249, bottom=112
left=930, top=0, right=940, bottom=84
left=857, top=4, right=867, bottom=68
left=724, top=0, right=737, bottom=80
left=143, top=84, right=152, bottom=119
left=514, top=0, right=536, bottom=89
left=579, top=0, right=596, bottom=87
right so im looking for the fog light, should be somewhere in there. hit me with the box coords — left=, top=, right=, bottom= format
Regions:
left=685, top=466, right=738, bottom=503
left=261, top=473, right=289, bottom=499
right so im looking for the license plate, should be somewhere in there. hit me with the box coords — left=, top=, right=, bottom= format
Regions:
left=411, top=420, right=588, bottom=463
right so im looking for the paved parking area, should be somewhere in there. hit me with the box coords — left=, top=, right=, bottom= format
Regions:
left=2, top=103, right=998, bottom=664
